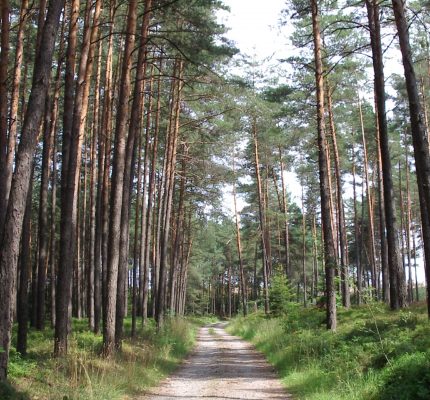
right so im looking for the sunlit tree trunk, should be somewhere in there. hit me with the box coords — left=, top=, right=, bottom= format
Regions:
left=352, top=144, right=362, bottom=304
left=252, top=120, right=269, bottom=314
left=358, top=97, right=377, bottom=294
left=1, top=0, right=29, bottom=235
left=232, top=154, right=247, bottom=316
left=326, top=84, right=350, bottom=308
left=156, top=59, right=184, bottom=328
left=116, top=0, right=152, bottom=346
left=103, top=0, right=137, bottom=355
left=311, top=0, right=336, bottom=330
left=0, top=0, right=10, bottom=233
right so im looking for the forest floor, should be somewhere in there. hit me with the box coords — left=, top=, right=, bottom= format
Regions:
left=3, top=317, right=213, bottom=400
left=142, top=322, right=290, bottom=400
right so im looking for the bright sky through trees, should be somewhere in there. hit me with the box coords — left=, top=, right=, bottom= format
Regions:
left=219, top=0, right=289, bottom=59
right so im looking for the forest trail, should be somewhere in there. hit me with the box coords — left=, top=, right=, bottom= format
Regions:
left=143, top=322, right=290, bottom=400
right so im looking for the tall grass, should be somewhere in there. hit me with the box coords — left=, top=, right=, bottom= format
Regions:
left=5, top=316, right=211, bottom=399
left=228, top=302, right=430, bottom=400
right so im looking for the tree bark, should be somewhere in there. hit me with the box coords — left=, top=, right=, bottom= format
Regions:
left=103, top=0, right=137, bottom=355
left=1, top=0, right=29, bottom=237
left=366, top=0, right=405, bottom=308
left=0, top=0, right=65, bottom=379
left=311, top=0, right=336, bottom=330
left=156, top=59, right=184, bottom=329
left=0, top=0, right=10, bottom=234
left=326, top=84, right=350, bottom=308
left=232, top=154, right=247, bottom=316
left=391, top=0, right=430, bottom=316
left=16, top=174, right=33, bottom=355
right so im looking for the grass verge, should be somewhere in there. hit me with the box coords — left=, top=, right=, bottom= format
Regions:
left=4, top=315, right=215, bottom=399
left=227, top=302, right=430, bottom=400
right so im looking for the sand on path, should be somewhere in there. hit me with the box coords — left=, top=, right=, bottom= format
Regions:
left=142, top=322, right=291, bottom=400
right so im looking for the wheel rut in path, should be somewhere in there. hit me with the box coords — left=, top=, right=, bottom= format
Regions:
left=143, top=322, right=291, bottom=400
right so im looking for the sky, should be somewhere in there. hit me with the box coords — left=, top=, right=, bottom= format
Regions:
left=218, top=0, right=289, bottom=59
left=218, top=0, right=302, bottom=209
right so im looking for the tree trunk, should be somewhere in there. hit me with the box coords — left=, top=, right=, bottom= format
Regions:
left=144, top=59, right=162, bottom=322
left=1, top=0, right=29, bottom=236
left=103, top=0, right=137, bottom=355
left=0, top=0, right=65, bottom=380
left=366, top=0, right=405, bottom=308
left=97, top=0, right=116, bottom=335
left=16, top=175, right=33, bottom=355
left=232, top=154, right=247, bottom=316
left=352, top=144, right=362, bottom=304
left=56, top=0, right=102, bottom=355
left=0, top=0, right=10, bottom=234
left=252, top=120, right=269, bottom=314
left=311, top=0, right=336, bottom=330
left=358, top=96, right=378, bottom=294
left=326, top=84, right=350, bottom=308
left=391, top=0, right=430, bottom=317
left=156, top=59, right=184, bottom=329
left=301, top=186, right=307, bottom=307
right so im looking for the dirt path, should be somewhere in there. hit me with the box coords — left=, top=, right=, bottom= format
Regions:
left=143, top=322, right=291, bottom=400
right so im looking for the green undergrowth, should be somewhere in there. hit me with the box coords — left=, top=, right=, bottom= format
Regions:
left=227, top=302, right=430, bottom=400
left=4, top=315, right=215, bottom=399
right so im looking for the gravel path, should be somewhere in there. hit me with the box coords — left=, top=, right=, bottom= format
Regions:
left=143, top=322, right=291, bottom=400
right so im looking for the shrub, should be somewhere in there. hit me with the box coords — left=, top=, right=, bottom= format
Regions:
left=378, top=352, right=430, bottom=400
left=269, top=270, right=293, bottom=316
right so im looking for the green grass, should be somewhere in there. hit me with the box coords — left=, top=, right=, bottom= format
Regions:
left=227, top=301, right=430, bottom=400
left=4, top=315, right=215, bottom=400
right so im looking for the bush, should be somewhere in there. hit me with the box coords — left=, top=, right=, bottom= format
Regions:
left=269, top=271, right=293, bottom=316
left=378, top=352, right=430, bottom=400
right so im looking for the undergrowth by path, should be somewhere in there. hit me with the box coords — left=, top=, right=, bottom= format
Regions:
left=2, top=316, right=215, bottom=399
left=227, top=302, right=430, bottom=400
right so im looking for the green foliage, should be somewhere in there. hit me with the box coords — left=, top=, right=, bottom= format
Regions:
left=378, top=352, right=430, bottom=400
left=9, top=317, right=204, bottom=399
left=228, top=304, right=430, bottom=400
left=269, top=270, right=294, bottom=316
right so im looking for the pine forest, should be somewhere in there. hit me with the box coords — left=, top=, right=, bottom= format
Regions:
left=0, top=0, right=429, bottom=399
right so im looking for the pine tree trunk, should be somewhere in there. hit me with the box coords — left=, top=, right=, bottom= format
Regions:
left=156, top=59, right=184, bottom=328
left=311, top=0, right=336, bottom=330
left=326, top=84, right=350, bottom=308
left=278, top=147, right=290, bottom=279
left=252, top=120, right=269, bottom=314
left=232, top=155, right=247, bottom=316
left=405, top=156, right=413, bottom=302
left=391, top=0, right=430, bottom=317
left=56, top=0, right=102, bottom=355
left=36, top=27, right=64, bottom=327
left=103, top=0, right=137, bottom=355
left=16, top=175, right=33, bottom=355
left=97, top=0, right=116, bottom=334
left=301, top=186, right=307, bottom=307
left=366, top=0, right=405, bottom=308
left=0, top=0, right=10, bottom=234
left=1, top=0, right=29, bottom=235
left=352, top=144, right=362, bottom=304
left=143, top=61, right=162, bottom=322
left=358, top=96, right=378, bottom=294
left=0, top=0, right=65, bottom=379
